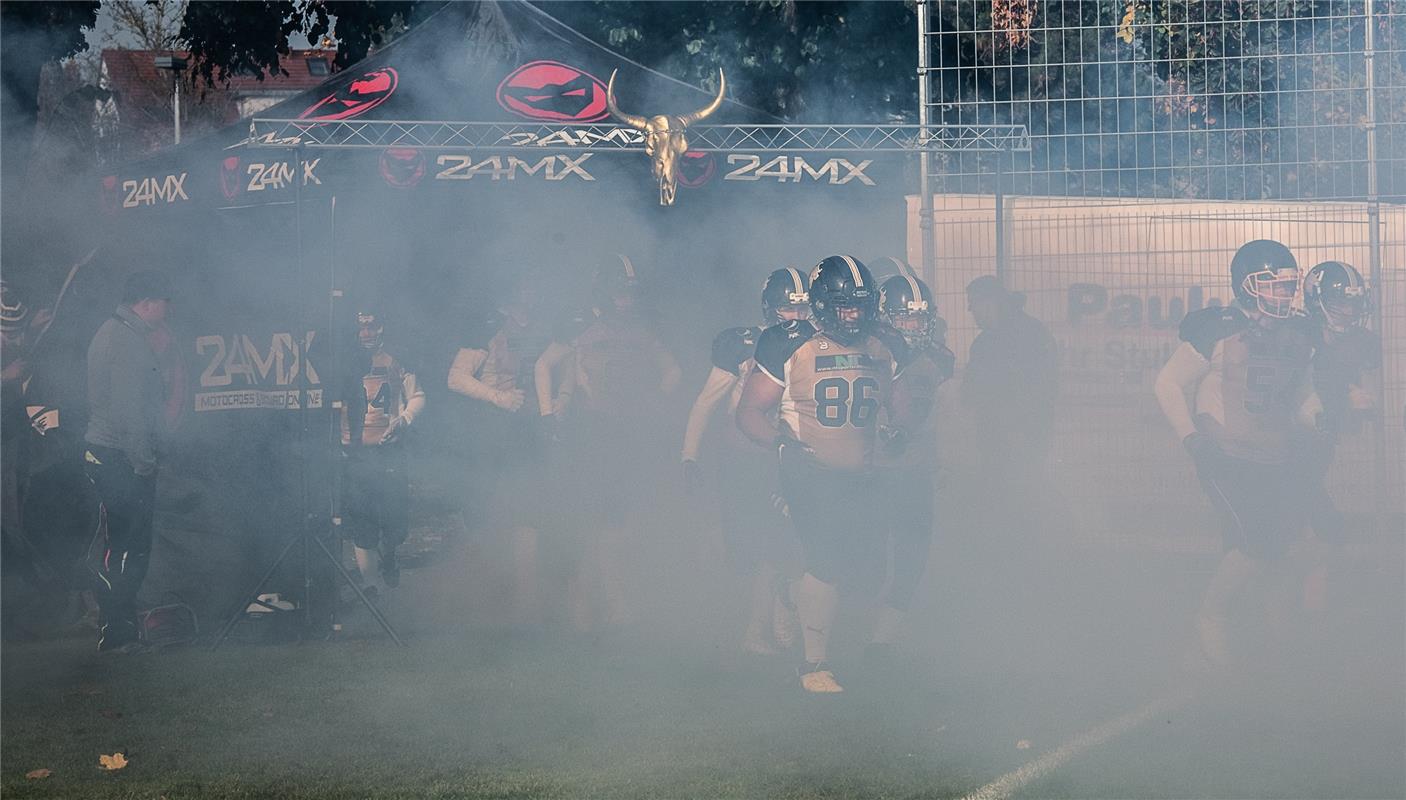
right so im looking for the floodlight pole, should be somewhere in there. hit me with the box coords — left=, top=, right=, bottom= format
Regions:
left=916, top=0, right=936, bottom=286
left=1363, top=0, right=1387, bottom=532
left=153, top=55, right=186, bottom=145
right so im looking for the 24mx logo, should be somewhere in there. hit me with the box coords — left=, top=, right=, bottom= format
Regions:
left=725, top=155, right=875, bottom=185
left=122, top=173, right=189, bottom=208
left=434, top=153, right=594, bottom=182
left=197, top=331, right=320, bottom=389
left=245, top=159, right=321, bottom=192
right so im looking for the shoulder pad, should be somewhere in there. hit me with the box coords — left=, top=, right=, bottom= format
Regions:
left=872, top=323, right=911, bottom=370
left=1179, top=306, right=1249, bottom=359
left=711, top=326, right=761, bottom=376
left=753, top=321, right=814, bottom=383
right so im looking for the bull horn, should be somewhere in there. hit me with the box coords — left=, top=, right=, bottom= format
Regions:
left=606, top=69, right=649, bottom=130
left=678, top=69, right=726, bottom=127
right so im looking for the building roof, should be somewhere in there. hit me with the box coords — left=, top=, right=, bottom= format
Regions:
left=100, top=49, right=336, bottom=100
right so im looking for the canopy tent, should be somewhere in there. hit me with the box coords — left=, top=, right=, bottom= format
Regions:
left=19, top=1, right=1019, bottom=625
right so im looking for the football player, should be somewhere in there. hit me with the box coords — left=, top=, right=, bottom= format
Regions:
left=736, top=255, right=913, bottom=693
left=1154, top=240, right=1320, bottom=668
left=681, top=266, right=810, bottom=655
left=871, top=270, right=955, bottom=652
left=1299, top=261, right=1379, bottom=613
left=339, top=307, right=425, bottom=595
left=536, top=255, right=681, bottom=631
left=1300, top=261, right=1379, bottom=542
left=447, top=269, right=555, bottom=623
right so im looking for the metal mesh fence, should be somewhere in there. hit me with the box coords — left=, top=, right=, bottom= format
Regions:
left=914, top=2, right=1406, bottom=545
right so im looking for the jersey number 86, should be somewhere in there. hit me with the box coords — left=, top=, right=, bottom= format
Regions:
left=815, top=376, right=879, bottom=428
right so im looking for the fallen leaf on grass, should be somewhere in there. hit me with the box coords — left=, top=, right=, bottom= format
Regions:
left=98, top=752, right=128, bottom=771
left=1015, top=739, right=1032, bottom=750
left=25, top=768, right=52, bottom=780
left=99, top=709, right=124, bottom=720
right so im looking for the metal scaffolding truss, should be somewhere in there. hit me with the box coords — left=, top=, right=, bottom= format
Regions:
left=246, top=119, right=1030, bottom=153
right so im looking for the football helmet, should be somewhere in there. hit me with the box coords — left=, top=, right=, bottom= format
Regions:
left=1303, top=260, right=1368, bottom=332
left=355, top=308, right=384, bottom=351
left=868, top=256, right=913, bottom=279
left=0, top=281, right=29, bottom=334
left=594, top=253, right=642, bottom=315
left=1230, top=239, right=1299, bottom=319
left=761, top=266, right=811, bottom=325
left=809, top=255, right=878, bottom=345
left=880, top=273, right=939, bottom=348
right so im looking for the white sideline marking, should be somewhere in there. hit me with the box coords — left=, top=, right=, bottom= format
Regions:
left=960, top=688, right=1195, bottom=800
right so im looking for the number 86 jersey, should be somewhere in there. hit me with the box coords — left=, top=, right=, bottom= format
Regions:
left=753, top=319, right=907, bottom=470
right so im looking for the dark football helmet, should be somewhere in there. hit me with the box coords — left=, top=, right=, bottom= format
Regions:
left=594, top=253, right=642, bottom=315
left=0, top=281, right=29, bottom=334
left=355, top=308, right=385, bottom=351
left=1230, top=239, right=1299, bottom=319
left=809, top=255, right=878, bottom=345
left=1303, top=260, right=1368, bottom=332
left=880, top=273, right=940, bottom=348
left=761, top=266, right=811, bottom=325
left=867, top=256, right=913, bottom=279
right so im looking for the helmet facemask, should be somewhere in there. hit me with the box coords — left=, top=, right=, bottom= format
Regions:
left=1240, top=267, right=1299, bottom=319
left=356, top=311, right=385, bottom=351
left=887, top=306, right=937, bottom=348
left=1316, top=284, right=1368, bottom=332
left=815, top=292, right=874, bottom=345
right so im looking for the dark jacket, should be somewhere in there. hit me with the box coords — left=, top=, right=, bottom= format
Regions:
left=961, top=308, right=1058, bottom=446
left=85, top=306, right=163, bottom=475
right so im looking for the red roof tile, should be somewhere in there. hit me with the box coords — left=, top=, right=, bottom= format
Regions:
left=101, top=49, right=336, bottom=101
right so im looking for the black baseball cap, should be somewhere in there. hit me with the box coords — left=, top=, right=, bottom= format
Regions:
left=122, top=270, right=173, bottom=304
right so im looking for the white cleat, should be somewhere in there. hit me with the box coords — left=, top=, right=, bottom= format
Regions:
left=798, top=664, right=844, bottom=694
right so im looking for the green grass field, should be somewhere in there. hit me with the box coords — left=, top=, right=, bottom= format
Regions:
left=5, top=541, right=1403, bottom=800
left=4, top=485, right=1403, bottom=799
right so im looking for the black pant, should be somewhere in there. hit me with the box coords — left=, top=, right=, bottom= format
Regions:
left=83, top=444, right=156, bottom=638
left=779, top=450, right=882, bottom=591
left=341, top=446, right=409, bottom=553
left=1194, top=450, right=1302, bottom=561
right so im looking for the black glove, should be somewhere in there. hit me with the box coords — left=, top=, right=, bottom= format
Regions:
left=682, top=459, right=703, bottom=495
left=880, top=425, right=910, bottom=457
left=775, top=434, right=818, bottom=470
left=1182, top=432, right=1221, bottom=472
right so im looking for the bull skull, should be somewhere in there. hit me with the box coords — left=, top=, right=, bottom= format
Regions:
left=606, top=68, right=726, bottom=206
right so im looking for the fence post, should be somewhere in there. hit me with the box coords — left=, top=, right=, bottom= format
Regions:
left=995, top=149, right=1006, bottom=283
left=916, top=0, right=936, bottom=287
left=1364, top=0, right=1388, bottom=532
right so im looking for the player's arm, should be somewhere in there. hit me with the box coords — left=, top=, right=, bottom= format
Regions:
left=735, top=369, right=785, bottom=449
left=682, top=367, right=739, bottom=462
left=1295, top=363, right=1324, bottom=430
left=400, top=369, right=426, bottom=423
left=1154, top=342, right=1210, bottom=441
left=380, top=366, right=426, bottom=444
left=533, top=340, right=575, bottom=417
left=448, top=346, right=524, bottom=412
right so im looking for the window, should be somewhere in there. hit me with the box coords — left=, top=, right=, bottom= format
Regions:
left=308, top=59, right=329, bottom=77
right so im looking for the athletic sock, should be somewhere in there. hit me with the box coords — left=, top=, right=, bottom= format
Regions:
left=794, top=572, right=839, bottom=665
